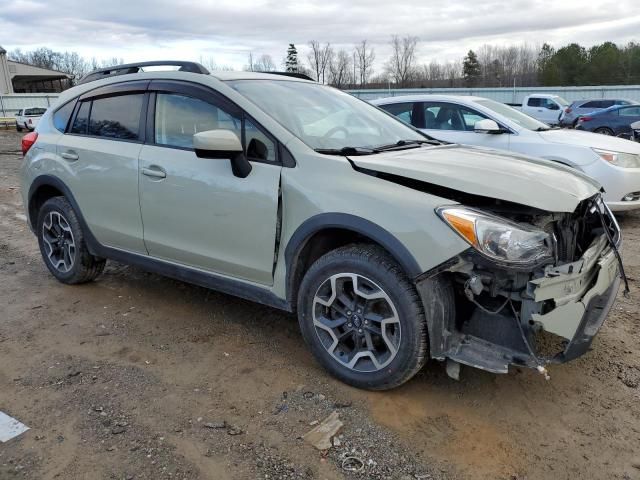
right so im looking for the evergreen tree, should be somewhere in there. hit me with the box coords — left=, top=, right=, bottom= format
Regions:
left=286, top=44, right=299, bottom=73
left=462, top=50, right=481, bottom=86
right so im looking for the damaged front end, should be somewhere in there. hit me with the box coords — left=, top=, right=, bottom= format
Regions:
left=417, top=194, right=624, bottom=379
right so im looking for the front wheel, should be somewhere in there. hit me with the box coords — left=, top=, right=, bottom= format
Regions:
left=16, top=124, right=22, bottom=132
left=297, top=244, right=428, bottom=390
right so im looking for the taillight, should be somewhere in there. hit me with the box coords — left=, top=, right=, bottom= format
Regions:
left=580, top=116, right=593, bottom=122
left=22, top=132, right=38, bottom=155
left=565, top=108, right=572, bottom=113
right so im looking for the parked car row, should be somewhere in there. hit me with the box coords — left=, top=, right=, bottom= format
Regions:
left=373, top=94, right=640, bottom=211
left=18, top=61, right=629, bottom=390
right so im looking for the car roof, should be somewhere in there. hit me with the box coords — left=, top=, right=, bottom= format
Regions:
left=370, top=94, right=486, bottom=104
left=208, top=70, right=312, bottom=82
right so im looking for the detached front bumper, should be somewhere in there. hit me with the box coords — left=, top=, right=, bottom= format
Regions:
left=529, top=240, right=620, bottom=363
left=418, top=235, right=621, bottom=376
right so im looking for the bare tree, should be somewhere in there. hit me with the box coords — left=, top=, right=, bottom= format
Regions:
left=386, top=35, right=419, bottom=88
left=306, top=40, right=333, bottom=83
left=246, top=52, right=256, bottom=71
left=254, top=54, right=276, bottom=72
left=354, top=40, right=375, bottom=87
left=199, top=56, right=234, bottom=72
left=328, top=49, right=352, bottom=88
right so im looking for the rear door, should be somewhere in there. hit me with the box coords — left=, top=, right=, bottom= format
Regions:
left=56, top=81, right=149, bottom=253
left=138, top=80, right=282, bottom=285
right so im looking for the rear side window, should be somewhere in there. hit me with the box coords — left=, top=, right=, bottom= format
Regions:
left=88, top=94, right=143, bottom=140
left=379, top=103, right=414, bottom=125
left=582, top=101, right=602, bottom=108
left=53, top=101, right=76, bottom=132
left=25, top=108, right=46, bottom=115
left=70, top=101, right=90, bottom=134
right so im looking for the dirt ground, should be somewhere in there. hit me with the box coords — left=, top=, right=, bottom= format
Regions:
left=1, top=128, right=639, bottom=480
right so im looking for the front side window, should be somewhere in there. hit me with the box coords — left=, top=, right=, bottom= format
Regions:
left=424, top=102, right=466, bottom=131
left=379, top=102, right=414, bottom=125
left=527, top=98, right=541, bottom=107
left=88, top=94, right=143, bottom=140
left=154, top=93, right=240, bottom=149
left=228, top=80, right=426, bottom=151
left=620, top=107, right=640, bottom=116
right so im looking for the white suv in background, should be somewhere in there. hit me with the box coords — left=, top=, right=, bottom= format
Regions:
left=373, top=95, right=640, bottom=211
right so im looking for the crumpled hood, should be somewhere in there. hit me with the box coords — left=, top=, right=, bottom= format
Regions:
left=540, top=128, right=640, bottom=154
left=350, top=144, right=600, bottom=212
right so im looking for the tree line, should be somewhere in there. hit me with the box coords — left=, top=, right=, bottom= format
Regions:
left=8, top=39, right=640, bottom=90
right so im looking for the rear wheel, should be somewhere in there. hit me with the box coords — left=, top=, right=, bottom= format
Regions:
left=36, top=197, right=106, bottom=284
left=595, top=127, right=614, bottom=136
left=297, top=244, right=428, bottom=390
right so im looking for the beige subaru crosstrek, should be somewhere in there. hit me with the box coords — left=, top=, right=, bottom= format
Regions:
left=20, top=61, right=626, bottom=389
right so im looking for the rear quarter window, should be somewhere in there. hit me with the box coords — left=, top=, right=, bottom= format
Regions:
left=53, top=101, right=76, bottom=132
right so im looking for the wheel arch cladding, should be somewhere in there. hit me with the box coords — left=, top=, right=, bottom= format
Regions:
left=27, top=176, right=94, bottom=246
left=285, top=213, right=423, bottom=306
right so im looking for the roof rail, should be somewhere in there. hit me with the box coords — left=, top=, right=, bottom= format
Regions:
left=258, top=71, right=315, bottom=81
left=78, top=61, right=210, bottom=85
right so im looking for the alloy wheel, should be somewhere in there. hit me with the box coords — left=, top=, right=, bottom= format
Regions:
left=42, top=211, right=76, bottom=273
left=312, top=273, right=401, bottom=373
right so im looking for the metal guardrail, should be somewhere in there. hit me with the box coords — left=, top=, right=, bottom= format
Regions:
left=0, top=93, right=59, bottom=117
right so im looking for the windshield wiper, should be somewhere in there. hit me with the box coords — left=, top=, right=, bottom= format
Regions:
left=374, top=139, right=439, bottom=152
left=314, top=146, right=377, bottom=156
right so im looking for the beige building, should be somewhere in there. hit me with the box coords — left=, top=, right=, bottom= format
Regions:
left=0, top=46, right=72, bottom=94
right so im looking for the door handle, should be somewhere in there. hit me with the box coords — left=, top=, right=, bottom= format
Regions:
left=61, top=151, right=79, bottom=161
left=142, top=166, right=166, bottom=179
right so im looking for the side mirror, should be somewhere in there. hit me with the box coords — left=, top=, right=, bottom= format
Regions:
left=193, top=129, right=252, bottom=178
left=474, top=119, right=502, bottom=134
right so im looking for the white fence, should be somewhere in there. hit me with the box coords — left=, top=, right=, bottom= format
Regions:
left=0, top=93, right=60, bottom=116
left=348, top=85, right=640, bottom=104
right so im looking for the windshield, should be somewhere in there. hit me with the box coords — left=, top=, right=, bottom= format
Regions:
left=228, top=80, right=426, bottom=151
left=474, top=99, right=551, bottom=131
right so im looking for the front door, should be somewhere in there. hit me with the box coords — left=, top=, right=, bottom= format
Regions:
left=419, top=101, right=512, bottom=152
left=138, top=86, right=282, bottom=285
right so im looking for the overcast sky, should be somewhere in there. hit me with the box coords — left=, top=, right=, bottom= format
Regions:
left=2, top=0, right=640, bottom=71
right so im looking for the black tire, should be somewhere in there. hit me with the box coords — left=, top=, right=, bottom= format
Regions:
left=16, top=124, right=22, bottom=132
left=594, top=127, right=614, bottom=136
left=36, top=196, right=106, bottom=284
left=297, top=244, right=428, bottom=390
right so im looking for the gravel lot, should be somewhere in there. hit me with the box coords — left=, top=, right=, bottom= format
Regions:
left=1, top=128, right=639, bottom=480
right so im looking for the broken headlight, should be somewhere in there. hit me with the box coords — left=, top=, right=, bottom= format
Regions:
left=437, top=207, right=553, bottom=265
